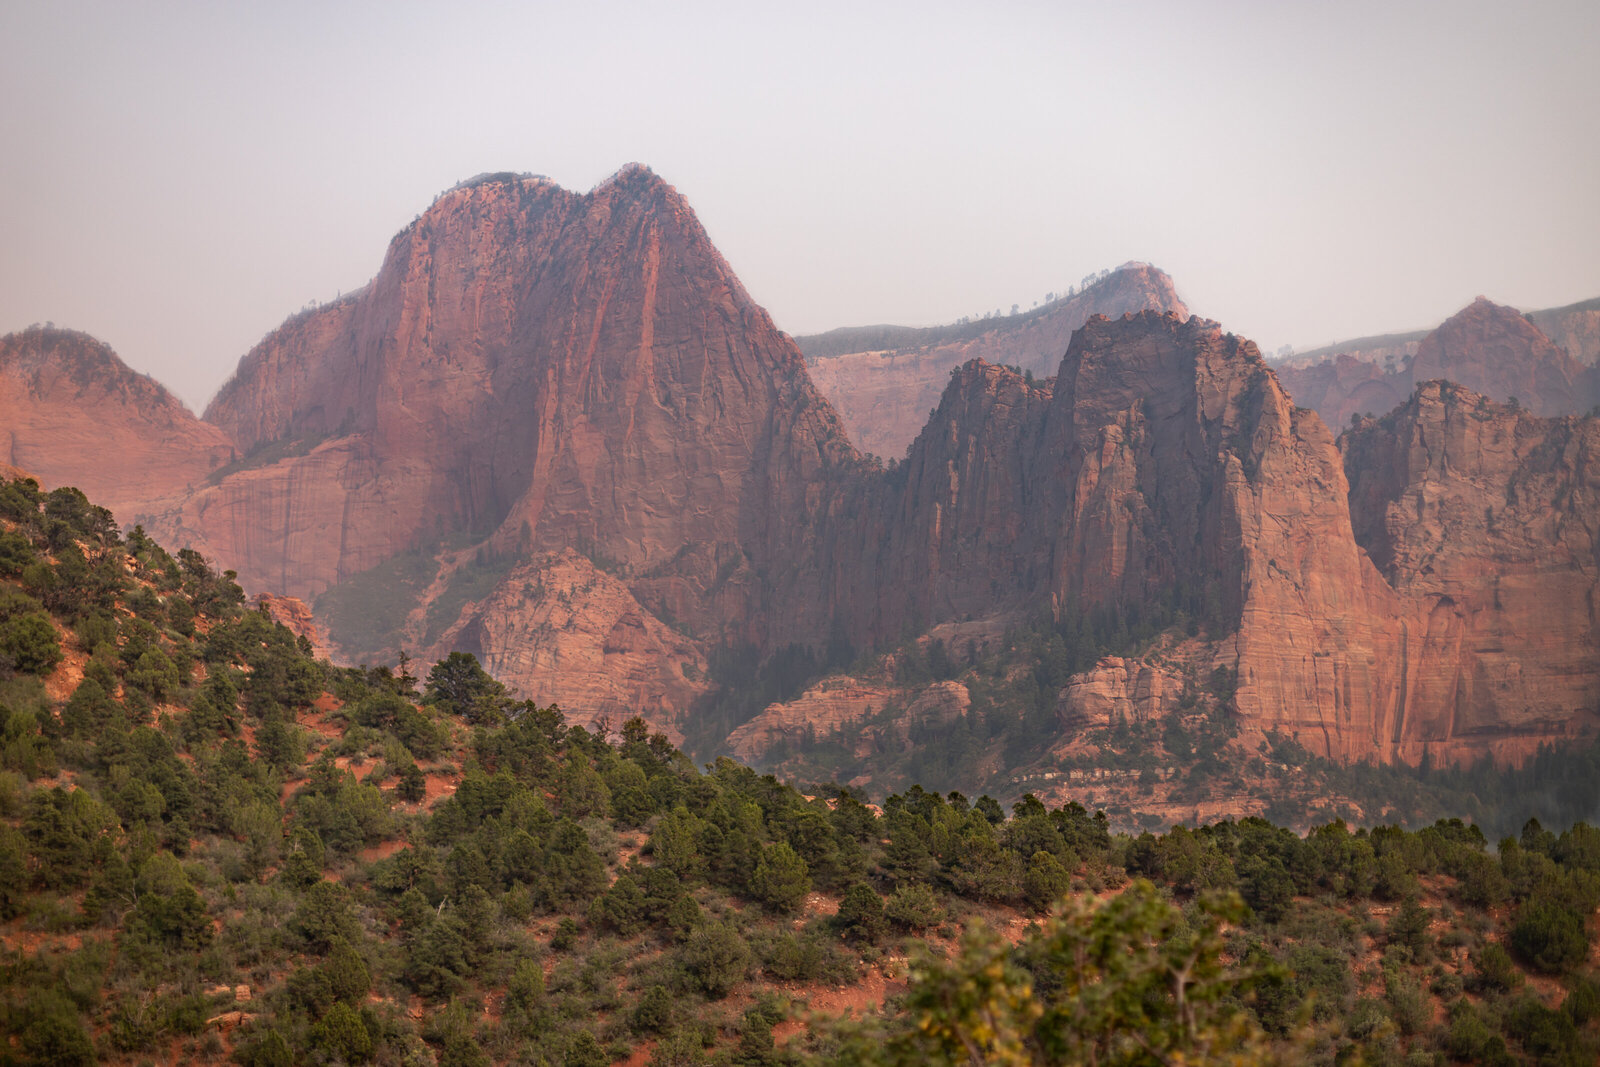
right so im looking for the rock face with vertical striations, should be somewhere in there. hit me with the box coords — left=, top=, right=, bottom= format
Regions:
left=0, top=327, right=236, bottom=522
left=798, top=264, right=1187, bottom=458
left=169, top=166, right=856, bottom=653
left=5, top=169, right=1596, bottom=771
left=807, top=312, right=1370, bottom=655
left=799, top=310, right=1597, bottom=767
left=1056, top=657, right=1184, bottom=730
left=815, top=312, right=1416, bottom=762
left=797, top=357, right=1058, bottom=651
left=1342, top=383, right=1600, bottom=764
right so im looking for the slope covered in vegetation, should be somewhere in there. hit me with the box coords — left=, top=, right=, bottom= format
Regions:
left=1, top=475, right=1599, bottom=1066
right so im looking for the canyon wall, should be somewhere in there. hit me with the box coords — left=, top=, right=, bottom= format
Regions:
left=5, top=172, right=1595, bottom=768
left=808, top=313, right=1411, bottom=761
left=798, top=312, right=1597, bottom=765
left=1342, top=383, right=1600, bottom=764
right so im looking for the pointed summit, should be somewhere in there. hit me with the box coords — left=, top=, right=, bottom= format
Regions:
left=587, top=163, right=695, bottom=219
left=173, top=166, right=853, bottom=680
left=596, top=160, right=665, bottom=189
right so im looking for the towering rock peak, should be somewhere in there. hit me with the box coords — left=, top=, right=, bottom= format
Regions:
left=8, top=169, right=1594, bottom=777
left=1091, top=262, right=1189, bottom=322
left=810, top=310, right=1311, bottom=648
left=0, top=327, right=234, bottom=522
left=204, top=161, right=793, bottom=453
left=1421, top=295, right=1537, bottom=353
left=205, top=170, right=578, bottom=449
left=801, top=306, right=1424, bottom=766
left=161, top=165, right=854, bottom=685
left=1045, top=313, right=1424, bottom=763
left=1052, top=310, right=1297, bottom=487
left=415, top=162, right=694, bottom=240
left=1046, top=311, right=1330, bottom=627
left=1055, top=311, right=1243, bottom=425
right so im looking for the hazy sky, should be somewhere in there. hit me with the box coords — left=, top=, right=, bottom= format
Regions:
left=2, top=1, right=1597, bottom=412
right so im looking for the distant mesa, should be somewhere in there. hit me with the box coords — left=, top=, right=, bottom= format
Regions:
left=796, top=262, right=1189, bottom=459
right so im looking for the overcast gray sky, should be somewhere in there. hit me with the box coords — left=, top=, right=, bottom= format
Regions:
left=2, top=0, right=1597, bottom=412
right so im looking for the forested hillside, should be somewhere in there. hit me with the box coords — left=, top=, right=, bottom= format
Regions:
left=2, top=475, right=1599, bottom=1066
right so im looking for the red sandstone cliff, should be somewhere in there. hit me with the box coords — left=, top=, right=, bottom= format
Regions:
left=426, top=549, right=712, bottom=742
left=922, top=315, right=1402, bottom=759
left=799, top=265, right=1187, bottom=458
left=786, top=312, right=1597, bottom=767
left=6, top=173, right=1596, bottom=773
left=1342, top=383, right=1600, bottom=763
left=168, top=166, right=855, bottom=640
left=807, top=313, right=1374, bottom=653
left=256, top=593, right=334, bottom=661
left=114, top=165, right=855, bottom=735
left=0, top=327, right=236, bottom=523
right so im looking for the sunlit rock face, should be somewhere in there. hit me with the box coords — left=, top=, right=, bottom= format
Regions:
left=1342, top=382, right=1600, bottom=765
left=192, top=166, right=855, bottom=622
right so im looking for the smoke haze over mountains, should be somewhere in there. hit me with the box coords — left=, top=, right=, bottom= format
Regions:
left=1, top=0, right=1597, bottom=411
